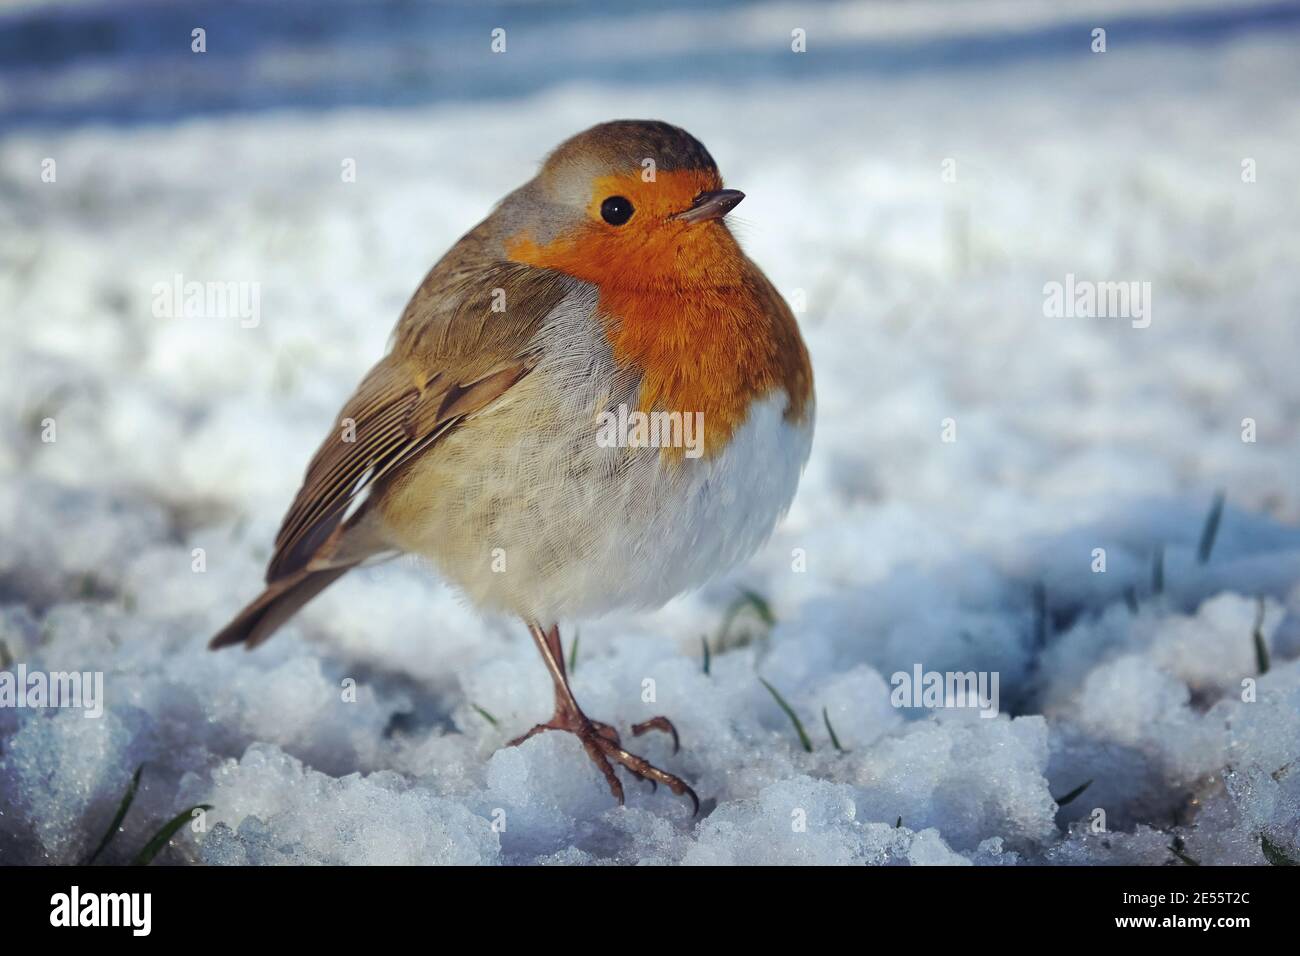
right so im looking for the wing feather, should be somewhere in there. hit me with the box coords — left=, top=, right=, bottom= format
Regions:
left=263, top=256, right=578, bottom=583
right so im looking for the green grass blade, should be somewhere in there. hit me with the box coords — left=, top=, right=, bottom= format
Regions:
left=1052, top=779, right=1093, bottom=807
left=568, top=630, right=580, bottom=674
left=738, top=588, right=776, bottom=626
left=86, top=764, right=143, bottom=865
left=131, top=805, right=213, bottom=866
left=1197, top=491, right=1225, bottom=564
left=1168, top=836, right=1200, bottom=866
left=471, top=703, right=499, bottom=728
left=1252, top=596, right=1270, bottom=675
left=701, top=636, right=711, bottom=676
left=822, top=706, right=845, bottom=752
left=717, top=589, right=776, bottom=650
left=759, top=678, right=812, bottom=753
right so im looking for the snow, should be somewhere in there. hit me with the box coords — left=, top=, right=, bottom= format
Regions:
left=2, top=2, right=1299, bottom=865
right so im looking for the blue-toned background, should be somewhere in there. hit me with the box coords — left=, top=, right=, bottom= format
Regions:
left=4, top=0, right=1299, bottom=126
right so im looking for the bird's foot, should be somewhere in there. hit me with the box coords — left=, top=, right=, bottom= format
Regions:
left=631, top=716, right=681, bottom=754
left=508, top=708, right=698, bottom=814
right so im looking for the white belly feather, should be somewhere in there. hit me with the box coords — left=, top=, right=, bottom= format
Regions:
left=380, top=289, right=814, bottom=622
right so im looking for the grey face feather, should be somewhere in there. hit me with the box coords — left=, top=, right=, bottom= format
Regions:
left=488, top=120, right=720, bottom=250
left=490, top=181, right=580, bottom=248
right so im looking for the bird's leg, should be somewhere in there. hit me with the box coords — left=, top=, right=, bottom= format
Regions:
left=506, top=624, right=619, bottom=745
left=506, top=622, right=699, bottom=814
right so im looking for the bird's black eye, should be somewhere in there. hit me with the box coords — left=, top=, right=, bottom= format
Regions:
left=600, top=195, right=634, bottom=226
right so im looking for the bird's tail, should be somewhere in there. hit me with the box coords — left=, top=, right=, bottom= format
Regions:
left=209, top=566, right=351, bottom=650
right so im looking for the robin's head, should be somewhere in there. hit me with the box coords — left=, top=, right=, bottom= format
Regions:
left=502, top=120, right=747, bottom=289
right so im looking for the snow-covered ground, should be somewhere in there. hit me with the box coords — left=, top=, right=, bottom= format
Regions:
left=2, top=2, right=1299, bottom=864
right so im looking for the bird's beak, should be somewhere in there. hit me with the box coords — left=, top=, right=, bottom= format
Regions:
left=671, top=188, right=745, bottom=224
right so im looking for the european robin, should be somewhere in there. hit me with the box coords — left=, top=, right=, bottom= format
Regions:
left=211, top=120, right=814, bottom=811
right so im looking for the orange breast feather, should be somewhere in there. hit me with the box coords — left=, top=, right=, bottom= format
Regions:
left=505, top=171, right=811, bottom=457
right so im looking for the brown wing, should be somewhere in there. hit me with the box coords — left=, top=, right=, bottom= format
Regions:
left=264, top=255, right=578, bottom=583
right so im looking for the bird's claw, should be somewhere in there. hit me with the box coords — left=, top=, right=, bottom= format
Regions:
left=508, top=711, right=697, bottom=814
left=631, top=715, right=681, bottom=754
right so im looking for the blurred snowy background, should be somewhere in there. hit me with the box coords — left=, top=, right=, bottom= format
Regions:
left=2, top=0, right=1299, bottom=865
